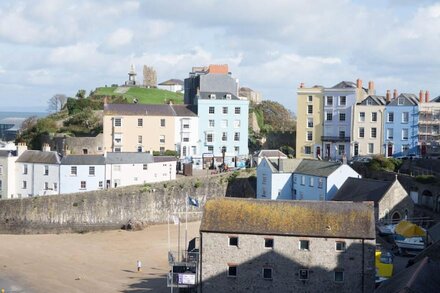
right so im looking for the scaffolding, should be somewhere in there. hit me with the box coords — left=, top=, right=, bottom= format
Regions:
left=167, top=238, right=200, bottom=292
left=418, top=106, right=440, bottom=155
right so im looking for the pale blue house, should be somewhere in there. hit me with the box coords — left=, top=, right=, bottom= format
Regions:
left=196, top=92, right=249, bottom=167
left=257, top=158, right=360, bottom=200
left=383, top=93, right=419, bottom=157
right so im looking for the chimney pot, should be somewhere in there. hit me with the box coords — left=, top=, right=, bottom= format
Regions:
left=419, top=90, right=424, bottom=103
left=299, top=82, right=304, bottom=88
left=426, top=90, right=430, bottom=103
left=386, top=90, right=391, bottom=102
left=393, top=89, right=398, bottom=99
left=357, top=79, right=362, bottom=89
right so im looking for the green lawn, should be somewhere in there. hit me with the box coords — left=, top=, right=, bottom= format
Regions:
left=93, top=86, right=184, bottom=104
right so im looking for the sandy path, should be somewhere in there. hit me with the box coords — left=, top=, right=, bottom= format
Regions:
left=0, top=221, right=200, bottom=293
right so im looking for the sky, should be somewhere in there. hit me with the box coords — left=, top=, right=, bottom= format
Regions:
left=1, top=0, right=440, bottom=113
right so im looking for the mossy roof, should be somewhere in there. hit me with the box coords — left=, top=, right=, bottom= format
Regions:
left=200, top=198, right=375, bottom=239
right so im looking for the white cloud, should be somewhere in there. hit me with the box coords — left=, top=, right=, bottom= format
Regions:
left=2, top=0, right=440, bottom=111
left=106, top=28, right=134, bottom=48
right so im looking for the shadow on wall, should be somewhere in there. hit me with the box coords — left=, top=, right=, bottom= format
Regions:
left=225, top=176, right=256, bottom=198
left=201, top=240, right=374, bottom=293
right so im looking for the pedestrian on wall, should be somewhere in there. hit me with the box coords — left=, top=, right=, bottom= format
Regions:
left=137, top=260, right=142, bottom=272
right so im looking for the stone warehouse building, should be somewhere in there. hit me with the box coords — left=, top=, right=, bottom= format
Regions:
left=199, top=198, right=376, bottom=292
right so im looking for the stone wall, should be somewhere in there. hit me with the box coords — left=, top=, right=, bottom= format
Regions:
left=0, top=171, right=256, bottom=234
left=201, top=232, right=375, bottom=292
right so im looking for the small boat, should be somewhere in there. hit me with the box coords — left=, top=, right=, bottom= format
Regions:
left=394, top=235, right=425, bottom=255
left=377, top=224, right=396, bottom=236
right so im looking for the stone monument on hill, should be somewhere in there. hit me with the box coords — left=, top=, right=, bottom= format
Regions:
left=143, top=65, right=157, bottom=88
left=125, top=64, right=137, bottom=86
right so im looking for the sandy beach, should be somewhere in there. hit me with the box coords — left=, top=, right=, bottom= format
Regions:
left=0, top=221, right=200, bottom=293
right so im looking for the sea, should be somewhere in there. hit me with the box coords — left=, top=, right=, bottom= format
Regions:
left=0, top=111, right=47, bottom=121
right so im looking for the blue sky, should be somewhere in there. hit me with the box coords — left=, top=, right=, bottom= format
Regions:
left=1, top=0, right=440, bottom=113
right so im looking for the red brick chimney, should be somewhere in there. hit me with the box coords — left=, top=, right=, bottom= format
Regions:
left=425, top=90, right=430, bottom=102
left=386, top=90, right=390, bottom=103
left=419, top=90, right=424, bottom=103
left=299, top=82, right=304, bottom=88
left=393, top=89, right=398, bottom=99
left=356, top=79, right=362, bottom=89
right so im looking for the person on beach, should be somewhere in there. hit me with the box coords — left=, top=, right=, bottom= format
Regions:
left=137, top=260, right=142, bottom=272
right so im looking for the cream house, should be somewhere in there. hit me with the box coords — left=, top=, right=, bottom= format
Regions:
left=352, top=95, right=386, bottom=156
left=103, top=103, right=197, bottom=154
left=296, top=85, right=324, bottom=159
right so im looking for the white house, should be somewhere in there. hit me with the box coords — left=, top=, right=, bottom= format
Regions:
left=253, top=149, right=288, bottom=166
left=257, top=158, right=360, bottom=201
left=158, top=79, right=183, bottom=93
left=172, top=105, right=199, bottom=162
left=0, top=150, right=18, bottom=199
left=60, top=155, right=106, bottom=194
left=104, top=152, right=176, bottom=188
left=15, top=148, right=61, bottom=198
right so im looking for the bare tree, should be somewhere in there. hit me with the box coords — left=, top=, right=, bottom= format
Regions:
left=47, top=94, right=67, bottom=113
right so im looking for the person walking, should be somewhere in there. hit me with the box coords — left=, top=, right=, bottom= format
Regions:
left=136, top=260, right=142, bottom=272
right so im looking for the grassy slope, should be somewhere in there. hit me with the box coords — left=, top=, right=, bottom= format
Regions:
left=93, top=87, right=183, bottom=104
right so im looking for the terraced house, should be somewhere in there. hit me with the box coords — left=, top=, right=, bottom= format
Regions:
left=383, top=92, right=419, bottom=157
left=184, top=65, right=249, bottom=168
left=296, top=84, right=324, bottom=159
left=103, top=103, right=198, bottom=157
left=352, top=94, right=387, bottom=157
left=199, top=198, right=376, bottom=293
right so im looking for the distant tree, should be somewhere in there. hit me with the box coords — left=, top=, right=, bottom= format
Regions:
left=47, top=94, right=67, bottom=113
left=20, top=116, right=38, bottom=132
left=76, top=89, right=86, bottom=99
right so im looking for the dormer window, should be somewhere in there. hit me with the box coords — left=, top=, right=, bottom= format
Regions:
left=226, top=94, right=232, bottom=99
left=210, top=94, right=216, bottom=99
left=398, top=98, right=404, bottom=105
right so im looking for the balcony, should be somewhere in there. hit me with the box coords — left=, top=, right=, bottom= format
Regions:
left=321, top=136, right=351, bottom=142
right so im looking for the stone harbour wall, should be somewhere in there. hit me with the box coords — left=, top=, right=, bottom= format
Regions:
left=0, top=171, right=256, bottom=234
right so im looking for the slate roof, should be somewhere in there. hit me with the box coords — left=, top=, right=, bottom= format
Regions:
left=16, top=150, right=61, bottom=164
left=199, top=91, right=240, bottom=100
left=375, top=257, right=440, bottom=293
left=61, top=155, right=105, bottom=165
left=158, top=79, right=183, bottom=86
left=295, top=159, right=343, bottom=177
left=171, top=105, right=197, bottom=117
left=104, top=103, right=196, bottom=117
left=105, top=152, right=154, bottom=164
left=153, top=156, right=177, bottom=163
left=332, top=178, right=394, bottom=205
left=256, top=150, right=288, bottom=158
left=358, top=95, right=387, bottom=106
left=431, top=95, right=440, bottom=103
left=428, top=222, right=440, bottom=243
left=412, top=240, right=440, bottom=264
left=266, top=158, right=344, bottom=177
left=331, top=81, right=357, bottom=89
left=0, top=150, right=15, bottom=157
left=200, top=198, right=375, bottom=239
left=388, top=93, right=419, bottom=106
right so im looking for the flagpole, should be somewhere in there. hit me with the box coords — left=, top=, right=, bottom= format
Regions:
left=185, top=193, right=188, bottom=255
left=178, top=217, right=180, bottom=262
left=167, top=212, right=170, bottom=253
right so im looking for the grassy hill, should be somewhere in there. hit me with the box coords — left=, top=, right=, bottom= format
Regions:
left=92, top=86, right=183, bottom=104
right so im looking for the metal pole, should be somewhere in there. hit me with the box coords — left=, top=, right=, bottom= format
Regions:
left=185, top=194, right=188, bottom=255
left=167, top=212, right=170, bottom=253
left=178, top=217, right=180, bottom=262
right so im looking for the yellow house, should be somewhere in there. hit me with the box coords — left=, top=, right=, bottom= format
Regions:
left=296, top=84, right=324, bottom=159
left=103, top=104, right=177, bottom=154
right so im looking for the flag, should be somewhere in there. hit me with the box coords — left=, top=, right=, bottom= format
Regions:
left=171, top=215, right=180, bottom=225
left=188, top=196, right=199, bottom=207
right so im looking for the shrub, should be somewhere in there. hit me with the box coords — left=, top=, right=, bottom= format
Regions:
left=194, top=180, right=202, bottom=189
left=415, top=175, right=437, bottom=184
